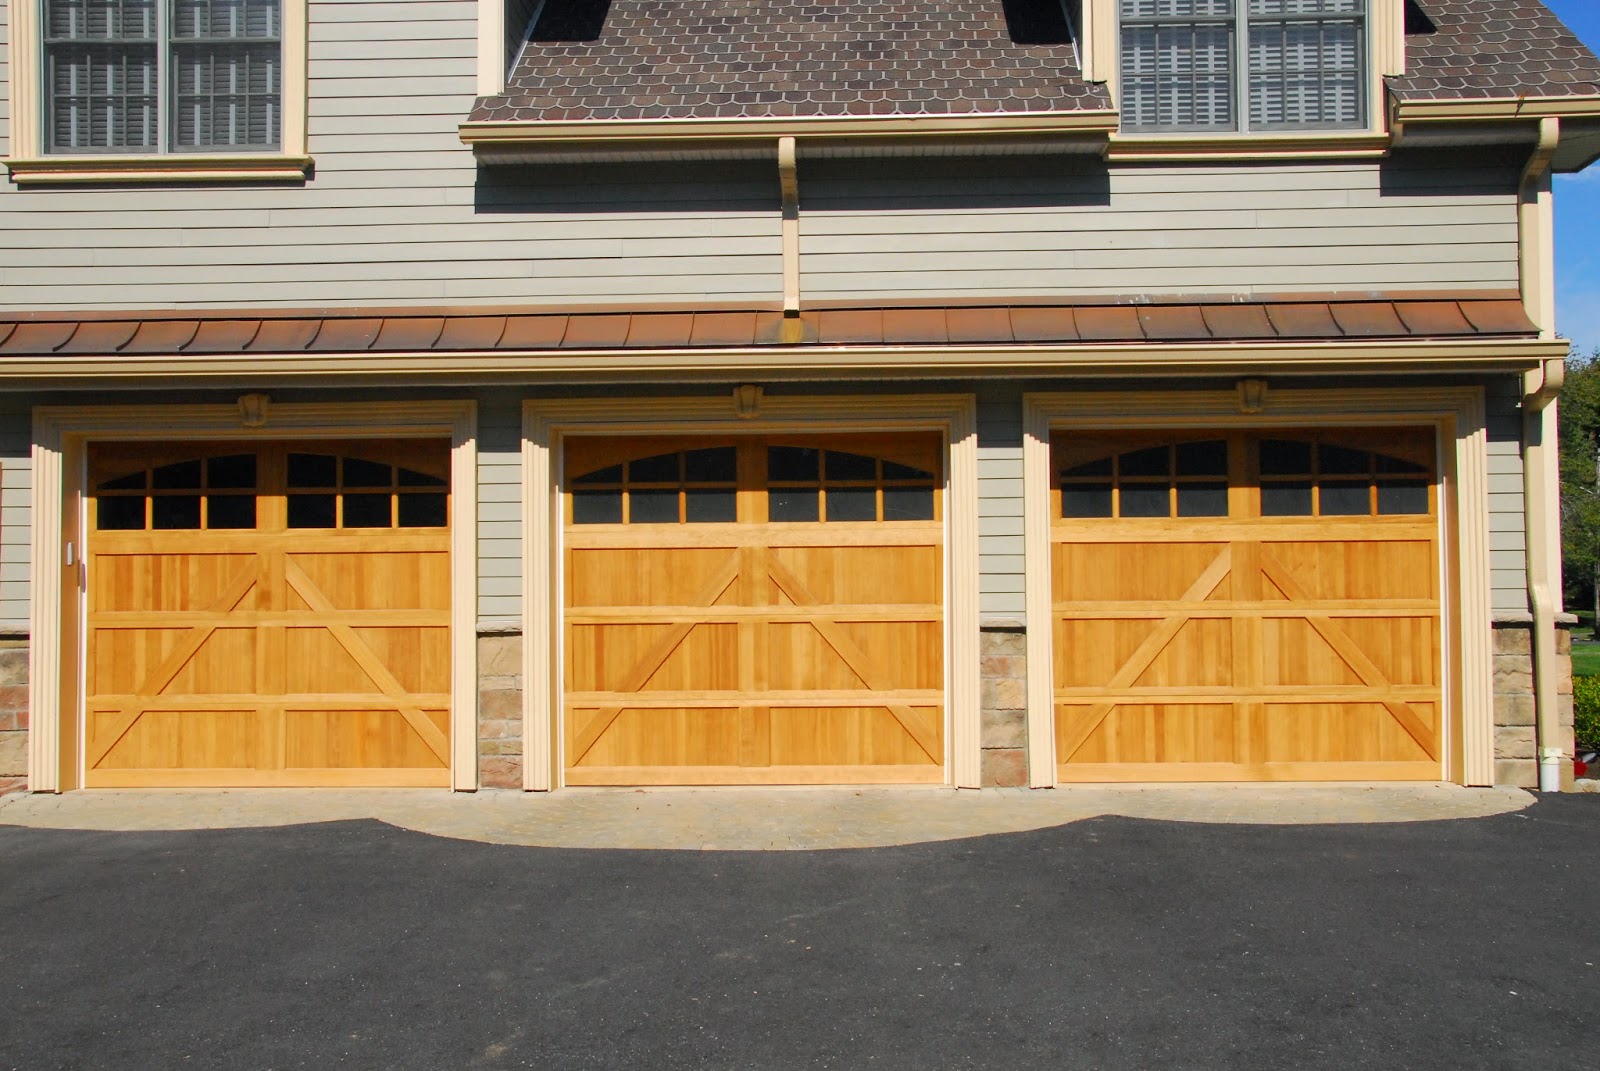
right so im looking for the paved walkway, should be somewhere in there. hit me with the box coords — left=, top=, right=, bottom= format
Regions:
left=0, top=782, right=1534, bottom=849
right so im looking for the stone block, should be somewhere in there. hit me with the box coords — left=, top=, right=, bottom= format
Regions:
left=0, top=685, right=28, bottom=713
left=981, top=747, right=1027, bottom=787
left=1495, top=758, right=1538, bottom=789
left=1494, top=693, right=1536, bottom=727
left=476, top=739, right=522, bottom=757
left=478, top=757, right=522, bottom=790
left=980, top=630, right=1026, bottom=657
left=0, top=776, right=27, bottom=796
left=0, top=648, right=26, bottom=687
left=1557, top=629, right=1573, bottom=656
left=477, top=633, right=523, bottom=677
left=1493, top=627, right=1532, bottom=655
left=1559, top=693, right=1575, bottom=732
left=981, top=706, right=1025, bottom=749
left=980, top=677, right=1026, bottom=713
left=477, top=717, right=521, bottom=741
left=1492, top=658, right=1533, bottom=696
left=1557, top=657, right=1574, bottom=696
left=0, top=731, right=25, bottom=777
left=979, top=655, right=1026, bottom=680
left=1494, top=726, right=1537, bottom=760
left=478, top=688, right=522, bottom=719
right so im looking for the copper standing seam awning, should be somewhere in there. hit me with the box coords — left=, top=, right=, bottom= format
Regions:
left=0, top=298, right=1542, bottom=359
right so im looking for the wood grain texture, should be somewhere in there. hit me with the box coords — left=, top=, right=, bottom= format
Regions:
left=84, top=440, right=453, bottom=787
left=563, top=434, right=945, bottom=784
left=1052, top=430, right=1443, bottom=782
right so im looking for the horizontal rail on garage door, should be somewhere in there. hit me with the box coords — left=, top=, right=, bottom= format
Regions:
left=565, top=690, right=944, bottom=707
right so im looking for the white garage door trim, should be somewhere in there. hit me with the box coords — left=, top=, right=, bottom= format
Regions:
left=1022, top=385, right=1492, bottom=788
left=524, top=390, right=980, bottom=791
left=29, top=400, right=479, bottom=793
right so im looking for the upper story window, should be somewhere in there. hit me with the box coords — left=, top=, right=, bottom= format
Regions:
left=1118, top=0, right=1365, bottom=133
left=45, top=0, right=281, bottom=153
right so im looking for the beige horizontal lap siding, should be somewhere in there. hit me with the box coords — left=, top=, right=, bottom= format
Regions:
left=0, top=1, right=783, bottom=310
left=799, top=154, right=1521, bottom=299
left=476, top=393, right=522, bottom=627
left=0, top=397, right=31, bottom=632
left=1486, top=378, right=1529, bottom=616
left=976, top=387, right=1026, bottom=623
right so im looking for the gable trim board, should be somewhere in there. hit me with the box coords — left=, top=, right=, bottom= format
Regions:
left=1021, top=386, right=1492, bottom=789
left=523, top=393, right=981, bottom=790
left=28, top=401, right=479, bottom=793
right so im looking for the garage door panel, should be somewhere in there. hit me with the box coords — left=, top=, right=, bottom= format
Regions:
left=1054, top=542, right=1230, bottom=602
left=90, top=707, right=259, bottom=770
left=1261, top=540, right=1437, bottom=601
left=571, top=707, right=743, bottom=768
left=290, top=551, right=451, bottom=612
left=163, top=628, right=259, bottom=695
left=1257, top=703, right=1437, bottom=764
left=85, top=441, right=453, bottom=788
left=284, top=709, right=450, bottom=770
left=1052, top=429, right=1442, bottom=783
left=90, top=552, right=260, bottom=612
left=768, top=544, right=941, bottom=606
left=567, top=547, right=740, bottom=607
left=564, top=433, right=946, bottom=785
left=768, top=706, right=942, bottom=766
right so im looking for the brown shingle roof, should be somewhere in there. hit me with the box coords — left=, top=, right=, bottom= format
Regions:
left=0, top=298, right=1539, bottom=359
left=470, top=0, right=1110, bottom=124
left=1392, top=0, right=1600, bottom=101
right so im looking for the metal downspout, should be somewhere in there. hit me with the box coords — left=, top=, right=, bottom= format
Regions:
left=1524, top=358, right=1566, bottom=791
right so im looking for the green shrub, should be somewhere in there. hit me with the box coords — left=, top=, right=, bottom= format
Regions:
left=1575, top=675, right=1600, bottom=746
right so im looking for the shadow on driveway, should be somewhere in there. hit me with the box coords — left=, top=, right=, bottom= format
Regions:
left=2, top=797, right=1595, bottom=1069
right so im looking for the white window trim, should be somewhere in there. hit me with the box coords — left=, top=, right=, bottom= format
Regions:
left=1081, top=0, right=1404, bottom=159
left=5, top=0, right=311, bottom=184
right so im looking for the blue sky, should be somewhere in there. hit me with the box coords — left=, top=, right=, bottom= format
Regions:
left=1546, top=0, right=1600, bottom=354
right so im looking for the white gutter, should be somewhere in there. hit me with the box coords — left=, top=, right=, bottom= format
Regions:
left=1523, top=357, right=1566, bottom=791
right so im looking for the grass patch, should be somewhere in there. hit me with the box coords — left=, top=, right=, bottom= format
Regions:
left=1573, top=641, right=1600, bottom=679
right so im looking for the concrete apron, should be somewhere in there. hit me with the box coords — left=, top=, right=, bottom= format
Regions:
left=0, top=784, right=1534, bottom=851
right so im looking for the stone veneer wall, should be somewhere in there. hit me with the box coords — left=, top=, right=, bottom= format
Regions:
left=0, top=638, right=27, bottom=794
left=980, top=627, right=1028, bottom=787
left=1493, top=621, right=1575, bottom=790
left=477, top=631, right=524, bottom=789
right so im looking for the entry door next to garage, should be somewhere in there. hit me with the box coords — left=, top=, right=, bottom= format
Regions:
left=1050, top=429, right=1443, bottom=783
left=563, top=434, right=946, bottom=785
left=84, top=441, right=452, bottom=787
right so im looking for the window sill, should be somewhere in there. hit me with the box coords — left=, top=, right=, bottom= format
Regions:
left=4, top=154, right=314, bottom=185
left=1105, top=132, right=1391, bottom=163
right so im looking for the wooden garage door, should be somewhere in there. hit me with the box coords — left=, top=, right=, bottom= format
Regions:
left=1051, top=428, right=1442, bottom=782
left=85, top=441, right=452, bottom=787
left=563, top=434, right=945, bottom=785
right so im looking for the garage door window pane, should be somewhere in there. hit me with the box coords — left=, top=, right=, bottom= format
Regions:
left=151, top=459, right=202, bottom=489
left=343, top=493, right=391, bottom=528
left=288, top=493, right=336, bottom=528
left=397, top=466, right=448, bottom=488
left=685, top=488, right=736, bottom=523
left=825, top=451, right=877, bottom=481
left=684, top=447, right=736, bottom=483
left=769, top=489, right=819, bottom=522
left=768, top=446, right=819, bottom=481
left=883, top=486, right=934, bottom=521
left=629, top=453, right=679, bottom=482
left=152, top=494, right=201, bottom=529
left=1319, top=483, right=1370, bottom=515
left=629, top=488, right=679, bottom=524
left=572, top=489, right=622, bottom=524
left=1176, top=440, right=1228, bottom=476
left=206, top=494, right=255, bottom=529
left=1177, top=483, right=1228, bottom=516
left=1377, top=481, right=1429, bottom=515
left=206, top=453, right=256, bottom=488
left=1120, top=485, right=1170, bottom=517
left=342, top=457, right=391, bottom=488
left=1119, top=446, right=1170, bottom=477
left=398, top=493, right=448, bottom=528
left=288, top=453, right=337, bottom=488
left=826, top=487, right=877, bottom=521
left=98, top=496, right=146, bottom=529
left=1261, top=481, right=1313, bottom=516
left=1063, top=484, right=1114, bottom=518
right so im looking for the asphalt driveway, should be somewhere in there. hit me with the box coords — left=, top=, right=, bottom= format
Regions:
left=1, top=796, right=1596, bottom=1070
